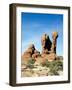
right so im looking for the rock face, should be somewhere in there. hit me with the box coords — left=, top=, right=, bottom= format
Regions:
left=32, top=50, right=40, bottom=59
left=22, top=44, right=40, bottom=63
left=41, top=32, right=58, bottom=61
left=51, top=32, right=58, bottom=54
left=41, top=34, right=52, bottom=54
left=22, top=32, right=58, bottom=63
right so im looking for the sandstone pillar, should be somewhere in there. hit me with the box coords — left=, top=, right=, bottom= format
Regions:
left=51, top=32, right=58, bottom=54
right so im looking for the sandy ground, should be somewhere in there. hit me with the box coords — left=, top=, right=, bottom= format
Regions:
left=21, top=60, right=63, bottom=77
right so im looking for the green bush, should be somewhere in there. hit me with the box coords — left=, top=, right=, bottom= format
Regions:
left=41, top=60, right=63, bottom=75
left=41, top=59, right=50, bottom=67
left=26, top=59, right=35, bottom=69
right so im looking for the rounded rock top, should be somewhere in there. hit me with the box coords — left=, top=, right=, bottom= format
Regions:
left=28, top=44, right=35, bottom=49
left=41, top=33, right=49, bottom=40
left=52, top=32, right=58, bottom=38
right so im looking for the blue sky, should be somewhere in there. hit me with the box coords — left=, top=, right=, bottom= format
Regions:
left=21, top=12, right=63, bottom=56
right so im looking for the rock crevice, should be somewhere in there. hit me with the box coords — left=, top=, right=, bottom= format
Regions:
left=22, top=32, right=58, bottom=62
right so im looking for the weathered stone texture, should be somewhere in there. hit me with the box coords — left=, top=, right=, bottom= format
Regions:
left=22, top=32, right=58, bottom=63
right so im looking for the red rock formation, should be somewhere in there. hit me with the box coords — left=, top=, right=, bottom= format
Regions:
left=22, top=32, right=58, bottom=63
left=41, top=34, right=52, bottom=54
left=22, top=44, right=40, bottom=62
left=32, top=50, right=40, bottom=59
left=41, top=32, right=58, bottom=61
left=51, top=32, right=58, bottom=54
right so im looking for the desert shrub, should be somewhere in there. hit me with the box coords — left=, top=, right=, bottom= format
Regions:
left=28, top=58, right=35, bottom=64
left=41, top=59, right=50, bottom=67
left=41, top=60, right=63, bottom=75
left=26, top=58, right=35, bottom=69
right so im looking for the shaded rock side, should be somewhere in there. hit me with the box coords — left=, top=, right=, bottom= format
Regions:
left=22, top=44, right=40, bottom=63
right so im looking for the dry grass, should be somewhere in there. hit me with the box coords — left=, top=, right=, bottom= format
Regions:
left=21, top=58, right=63, bottom=77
